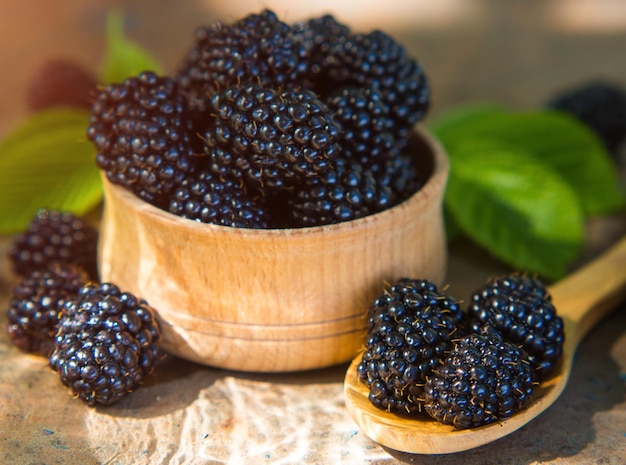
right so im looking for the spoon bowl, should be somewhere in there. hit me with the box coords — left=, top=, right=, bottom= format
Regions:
left=344, top=236, right=626, bottom=454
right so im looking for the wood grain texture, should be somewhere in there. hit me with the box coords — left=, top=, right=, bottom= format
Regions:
left=344, top=236, right=626, bottom=454
left=99, top=127, right=450, bottom=372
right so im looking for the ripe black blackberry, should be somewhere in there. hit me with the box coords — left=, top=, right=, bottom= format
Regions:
left=6, top=264, right=88, bottom=356
left=175, top=9, right=308, bottom=112
left=424, top=333, right=535, bottom=429
left=49, top=282, right=161, bottom=406
left=325, top=86, right=397, bottom=168
left=547, top=80, right=626, bottom=155
left=8, top=209, right=98, bottom=281
left=292, top=14, right=351, bottom=93
left=168, top=169, right=269, bottom=228
left=323, top=30, right=430, bottom=141
left=287, top=156, right=394, bottom=227
left=26, top=58, right=97, bottom=111
left=203, top=82, right=342, bottom=192
left=467, top=273, right=565, bottom=377
left=356, top=279, right=465, bottom=415
left=370, top=151, right=422, bottom=202
left=87, top=71, right=199, bottom=208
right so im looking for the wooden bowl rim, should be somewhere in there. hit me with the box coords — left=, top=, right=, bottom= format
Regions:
left=102, top=125, right=449, bottom=238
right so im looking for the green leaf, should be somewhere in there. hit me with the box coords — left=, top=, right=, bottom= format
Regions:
left=429, top=103, right=507, bottom=139
left=433, top=108, right=624, bottom=215
left=445, top=143, right=585, bottom=280
left=0, top=108, right=102, bottom=233
left=99, top=10, right=164, bottom=84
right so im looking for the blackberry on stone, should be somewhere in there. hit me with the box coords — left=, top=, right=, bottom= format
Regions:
left=168, top=169, right=269, bottom=228
left=325, top=86, right=397, bottom=168
left=203, top=82, right=342, bottom=191
left=467, top=273, right=565, bottom=377
left=87, top=72, right=199, bottom=208
left=6, top=264, right=88, bottom=356
left=424, top=333, right=535, bottom=429
left=356, top=279, right=464, bottom=415
left=175, top=9, right=308, bottom=112
left=25, top=58, right=97, bottom=111
left=322, top=30, right=430, bottom=141
left=49, top=282, right=161, bottom=406
left=8, top=209, right=98, bottom=281
left=287, top=156, right=394, bottom=227
left=547, top=80, right=626, bottom=155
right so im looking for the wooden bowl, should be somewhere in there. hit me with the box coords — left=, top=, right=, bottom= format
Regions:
left=97, top=126, right=449, bottom=372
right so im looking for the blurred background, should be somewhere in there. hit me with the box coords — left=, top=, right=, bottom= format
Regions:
left=1, top=0, right=625, bottom=136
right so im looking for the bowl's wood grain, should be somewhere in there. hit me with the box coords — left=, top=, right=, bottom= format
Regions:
left=98, top=127, right=449, bottom=372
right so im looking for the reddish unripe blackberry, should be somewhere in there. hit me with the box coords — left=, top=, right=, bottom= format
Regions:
left=168, top=169, right=270, bottom=228
left=323, top=30, right=430, bottom=140
left=6, top=264, right=88, bottom=356
left=203, top=82, right=342, bottom=192
left=424, top=334, right=536, bottom=429
left=547, top=80, right=626, bottom=155
left=87, top=71, right=199, bottom=208
left=287, top=157, right=394, bottom=227
left=175, top=9, right=308, bottom=112
left=357, top=279, right=465, bottom=415
left=8, top=209, right=98, bottom=281
left=49, top=282, right=161, bottom=406
left=26, top=58, right=97, bottom=111
left=325, top=86, right=397, bottom=168
left=467, top=273, right=565, bottom=377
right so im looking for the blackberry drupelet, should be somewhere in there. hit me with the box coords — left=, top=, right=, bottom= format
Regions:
left=323, top=30, right=430, bottom=141
left=287, top=156, right=394, bottom=227
left=370, top=151, right=422, bottom=202
left=203, top=82, right=342, bottom=191
left=175, top=9, right=308, bottom=112
left=325, top=86, right=397, bottom=168
left=424, top=333, right=535, bottom=429
left=356, top=279, right=464, bottom=415
left=467, top=273, right=564, bottom=377
left=8, top=209, right=98, bottom=280
left=168, top=169, right=269, bottom=228
left=87, top=71, right=198, bottom=208
left=49, top=282, right=161, bottom=406
left=6, top=264, right=88, bottom=356
left=547, top=80, right=626, bottom=155
left=25, top=58, right=97, bottom=111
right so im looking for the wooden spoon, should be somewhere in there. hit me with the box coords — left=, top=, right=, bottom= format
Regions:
left=344, top=235, right=626, bottom=454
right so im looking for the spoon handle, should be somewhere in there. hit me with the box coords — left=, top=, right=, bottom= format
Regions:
left=549, top=235, right=626, bottom=348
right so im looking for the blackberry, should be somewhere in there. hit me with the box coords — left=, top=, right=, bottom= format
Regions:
left=175, top=9, right=308, bottom=112
left=325, top=86, right=397, bottom=168
left=25, top=58, right=97, bottom=111
left=287, top=157, right=394, bottom=227
left=49, top=282, right=161, bottom=406
left=292, top=14, right=351, bottom=93
left=370, top=151, right=422, bottom=202
left=467, top=273, right=565, bottom=377
left=356, top=279, right=464, bottom=415
left=87, top=72, right=198, bottom=208
left=168, top=169, right=269, bottom=228
left=203, top=82, right=342, bottom=191
left=424, top=333, right=535, bottom=429
left=8, top=209, right=98, bottom=280
left=323, top=30, right=430, bottom=140
left=547, top=80, right=626, bottom=155
left=6, top=264, right=88, bottom=356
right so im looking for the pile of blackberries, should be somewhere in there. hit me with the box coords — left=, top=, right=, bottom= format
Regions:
left=6, top=209, right=161, bottom=406
left=86, top=9, right=431, bottom=228
left=357, top=275, right=564, bottom=429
